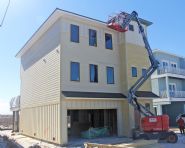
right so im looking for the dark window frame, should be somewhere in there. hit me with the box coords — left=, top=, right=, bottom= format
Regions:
left=107, top=66, right=115, bottom=84
left=70, top=62, right=80, bottom=81
left=105, top=33, right=113, bottom=50
left=89, top=29, right=97, bottom=47
left=70, top=24, right=79, bottom=43
left=131, top=67, right=137, bottom=77
left=89, top=64, right=98, bottom=83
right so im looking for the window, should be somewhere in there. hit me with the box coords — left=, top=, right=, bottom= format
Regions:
left=71, top=62, right=80, bottom=81
left=169, top=84, right=176, bottom=92
left=145, top=103, right=150, bottom=111
left=132, top=67, right=137, bottom=77
left=107, top=67, right=114, bottom=84
left=70, top=24, right=79, bottom=43
left=105, top=33, right=113, bottom=49
left=129, top=24, right=134, bottom=31
left=89, top=29, right=97, bottom=46
left=90, top=64, right=98, bottom=83
left=142, top=68, right=147, bottom=76
left=169, top=83, right=176, bottom=97
left=171, top=63, right=177, bottom=68
left=162, top=61, right=168, bottom=67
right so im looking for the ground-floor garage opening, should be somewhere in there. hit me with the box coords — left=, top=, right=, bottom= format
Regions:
left=67, top=109, right=117, bottom=139
left=162, top=102, right=185, bottom=126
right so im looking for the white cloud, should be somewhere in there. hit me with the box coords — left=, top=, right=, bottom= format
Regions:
left=0, top=99, right=11, bottom=115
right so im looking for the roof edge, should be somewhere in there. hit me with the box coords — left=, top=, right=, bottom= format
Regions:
left=15, top=8, right=153, bottom=58
left=153, top=49, right=185, bottom=59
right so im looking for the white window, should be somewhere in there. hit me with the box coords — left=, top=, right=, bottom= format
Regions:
left=169, top=83, right=176, bottom=97
left=162, top=61, right=168, bottom=67
left=169, top=83, right=176, bottom=92
left=171, top=63, right=177, bottom=68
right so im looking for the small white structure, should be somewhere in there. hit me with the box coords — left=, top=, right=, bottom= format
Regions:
left=10, top=95, right=20, bottom=132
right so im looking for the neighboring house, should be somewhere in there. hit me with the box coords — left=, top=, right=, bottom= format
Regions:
left=152, top=49, right=185, bottom=126
left=16, top=8, right=158, bottom=145
left=10, top=95, right=20, bottom=132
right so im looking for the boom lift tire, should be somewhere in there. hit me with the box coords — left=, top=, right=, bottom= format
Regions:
left=158, top=131, right=178, bottom=143
left=166, top=131, right=178, bottom=143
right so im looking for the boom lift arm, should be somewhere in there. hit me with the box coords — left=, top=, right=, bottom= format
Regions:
left=110, top=11, right=159, bottom=116
left=107, top=11, right=178, bottom=143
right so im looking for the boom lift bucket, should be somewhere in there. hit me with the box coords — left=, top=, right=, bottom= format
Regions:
left=107, top=12, right=128, bottom=32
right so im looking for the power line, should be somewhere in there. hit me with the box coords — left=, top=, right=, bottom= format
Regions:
left=0, top=0, right=11, bottom=27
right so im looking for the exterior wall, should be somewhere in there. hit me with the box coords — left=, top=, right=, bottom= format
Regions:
left=169, top=78, right=185, bottom=91
left=60, top=16, right=151, bottom=94
left=125, top=43, right=151, bottom=92
left=125, top=21, right=147, bottom=47
left=19, top=19, right=61, bottom=143
left=179, top=58, right=185, bottom=69
left=20, top=19, right=61, bottom=107
left=20, top=104, right=60, bottom=143
left=154, top=52, right=181, bottom=69
left=158, top=77, right=166, bottom=91
left=151, top=79, right=159, bottom=96
left=60, top=17, right=122, bottom=93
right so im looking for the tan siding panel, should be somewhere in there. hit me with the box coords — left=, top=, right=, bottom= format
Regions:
left=20, top=20, right=61, bottom=108
left=19, top=103, right=60, bottom=144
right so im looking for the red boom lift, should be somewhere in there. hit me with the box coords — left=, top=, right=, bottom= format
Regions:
left=107, top=11, right=178, bottom=143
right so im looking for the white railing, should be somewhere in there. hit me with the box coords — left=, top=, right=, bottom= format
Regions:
left=158, top=67, right=185, bottom=76
left=159, top=90, right=185, bottom=98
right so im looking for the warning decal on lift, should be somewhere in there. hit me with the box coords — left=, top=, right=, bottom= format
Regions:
left=149, top=118, right=157, bottom=123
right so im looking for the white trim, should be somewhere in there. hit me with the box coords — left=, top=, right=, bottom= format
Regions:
left=151, top=73, right=185, bottom=79
left=153, top=98, right=171, bottom=105
left=171, top=98, right=185, bottom=102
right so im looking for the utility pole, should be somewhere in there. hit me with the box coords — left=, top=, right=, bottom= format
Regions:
left=0, top=0, right=10, bottom=27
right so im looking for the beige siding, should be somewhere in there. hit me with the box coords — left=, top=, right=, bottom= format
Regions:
left=125, top=21, right=147, bottom=46
left=20, top=20, right=61, bottom=108
left=118, top=33, right=128, bottom=95
left=125, top=43, right=152, bottom=92
left=19, top=103, right=60, bottom=144
left=60, top=17, right=122, bottom=93
left=19, top=19, right=61, bottom=144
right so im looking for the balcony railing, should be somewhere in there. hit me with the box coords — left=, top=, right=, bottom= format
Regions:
left=160, top=90, right=185, bottom=98
left=158, top=67, right=185, bottom=76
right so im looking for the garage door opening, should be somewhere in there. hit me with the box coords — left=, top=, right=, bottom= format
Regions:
left=67, top=109, right=117, bottom=138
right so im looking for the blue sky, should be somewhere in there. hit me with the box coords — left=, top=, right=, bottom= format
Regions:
left=0, top=0, right=185, bottom=114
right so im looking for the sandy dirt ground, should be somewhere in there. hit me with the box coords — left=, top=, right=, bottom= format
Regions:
left=0, top=129, right=185, bottom=148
